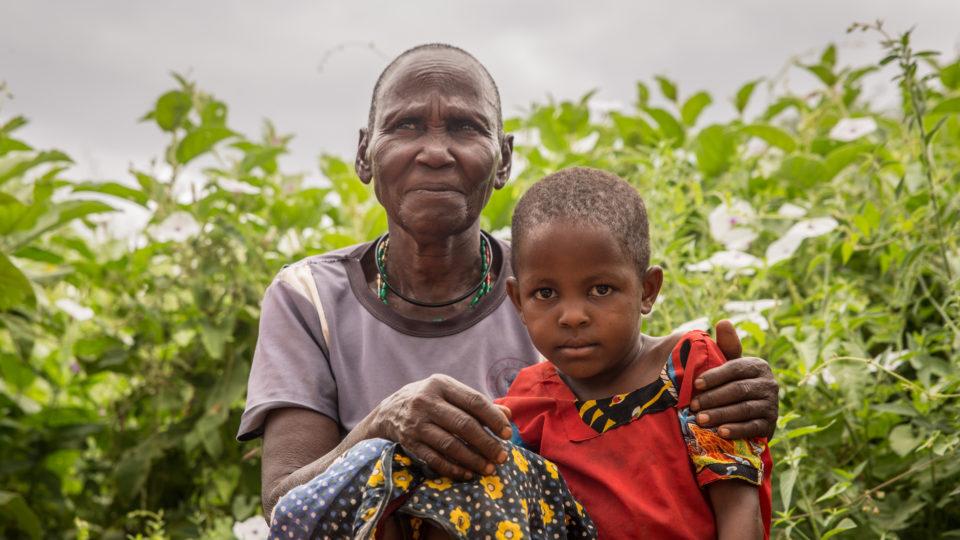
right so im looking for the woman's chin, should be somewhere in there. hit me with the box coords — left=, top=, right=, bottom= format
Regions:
left=398, top=209, right=476, bottom=238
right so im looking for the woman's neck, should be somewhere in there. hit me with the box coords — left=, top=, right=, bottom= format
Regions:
left=382, top=222, right=485, bottom=306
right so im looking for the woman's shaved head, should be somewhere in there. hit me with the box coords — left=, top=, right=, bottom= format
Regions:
left=367, top=43, right=503, bottom=136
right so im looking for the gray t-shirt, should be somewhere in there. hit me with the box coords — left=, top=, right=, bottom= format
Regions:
left=237, top=236, right=539, bottom=441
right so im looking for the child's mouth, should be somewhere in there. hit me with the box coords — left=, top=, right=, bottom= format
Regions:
left=556, top=341, right=599, bottom=358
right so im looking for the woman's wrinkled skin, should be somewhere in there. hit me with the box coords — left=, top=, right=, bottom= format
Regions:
left=259, top=47, right=779, bottom=519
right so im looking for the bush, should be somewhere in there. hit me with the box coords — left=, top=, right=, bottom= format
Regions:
left=1, top=24, right=958, bottom=538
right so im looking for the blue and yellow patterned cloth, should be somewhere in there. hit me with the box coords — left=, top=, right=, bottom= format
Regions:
left=269, top=438, right=595, bottom=539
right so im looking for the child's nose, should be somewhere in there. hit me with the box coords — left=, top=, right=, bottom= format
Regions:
left=557, top=301, right=590, bottom=328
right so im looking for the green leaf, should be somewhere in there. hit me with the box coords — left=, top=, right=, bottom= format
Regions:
left=739, top=124, right=797, bottom=152
left=0, top=150, right=72, bottom=186
left=645, top=107, right=684, bottom=144
left=152, top=90, right=192, bottom=132
left=73, top=181, right=150, bottom=207
left=694, top=125, right=734, bottom=177
left=200, top=322, right=230, bottom=359
left=0, top=252, right=35, bottom=310
left=889, top=424, right=921, bottom=456
left=0, top=115, right=28, bottom=135
left=779, top=466, right=798, bottom=510
left=655, top=76, right=678, bottom=102
left=0, top=490, right=41, bottom=539
left=821, top=518, right=857, bottom=540
left=635, top=81, right=650, bottom=107
left=777, top=154, right=828, bottom=186
left=0, top=136, right=31, bottom=156
left=802, top=63, right=838, bottom=86
left=816, top=480, right=851, bottom=503
left=680, top=91, right=712, bottom=126
left=824, top=142, right=873, bottom=179
left=174, top=127, right=235, bottom=164
left=941, top=60, right=960, bottom=89
left=820, top=43, right=837, bottom=67
left=931, top=97, right=960, bottom=115
left=734, top=79, right=761, bottom=114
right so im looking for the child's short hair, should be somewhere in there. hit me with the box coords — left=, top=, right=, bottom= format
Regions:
left=511, top=167, right=650, bottom=274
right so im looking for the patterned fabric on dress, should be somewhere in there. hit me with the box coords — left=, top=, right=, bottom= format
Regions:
left=573, top=336, right=765, bottom=486
left=497, top=330, right=773, bottom=539
left=269, top=438, right=596, bottom=540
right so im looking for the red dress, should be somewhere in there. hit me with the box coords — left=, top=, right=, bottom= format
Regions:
left=496, top=330, right=773, bottom=539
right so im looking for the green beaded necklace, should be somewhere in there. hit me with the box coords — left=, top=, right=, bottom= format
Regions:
left=375, top=233, right=493, bottom=308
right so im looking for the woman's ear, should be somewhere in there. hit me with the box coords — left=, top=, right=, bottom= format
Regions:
left=506, top=276, right=525, bottom=323
left=639, top=266, right=663, bottom=315
left=355, top=128, right=373, bottom=184
left=494, top=133, right=514, bottom=189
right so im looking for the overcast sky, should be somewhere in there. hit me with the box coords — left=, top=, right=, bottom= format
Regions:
left=2, top=1, right=959, bottom=183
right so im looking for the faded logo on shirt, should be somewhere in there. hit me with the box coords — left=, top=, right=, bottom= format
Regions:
left=486, top=357, right=534, bottom=397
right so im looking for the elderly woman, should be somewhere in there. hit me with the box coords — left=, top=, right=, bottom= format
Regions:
left=238, top=43, right=779, bottom=519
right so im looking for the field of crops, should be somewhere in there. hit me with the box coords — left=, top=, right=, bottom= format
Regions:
left=1, top=25, right=959, bottom=538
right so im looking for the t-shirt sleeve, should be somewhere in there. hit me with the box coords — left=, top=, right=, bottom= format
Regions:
left=236, top=275, right=339, bottom=441
left=672, top=331, right=766, bottom=488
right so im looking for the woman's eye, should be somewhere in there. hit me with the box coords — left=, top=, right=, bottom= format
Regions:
left=396, top=120, right=419, bottom=130
left=589, top=285, right=612, bottom=297
left=533, top=288, right=555, bottom=300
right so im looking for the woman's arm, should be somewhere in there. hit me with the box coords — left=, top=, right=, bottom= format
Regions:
left=261, top=374, right=513, bottom=518
left=707, top=481, right=763, bottom=540
left=693, top=321, right=780, bottom=439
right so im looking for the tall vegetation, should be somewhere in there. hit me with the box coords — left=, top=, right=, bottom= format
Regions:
left=1, top=26, right=958, bottom=538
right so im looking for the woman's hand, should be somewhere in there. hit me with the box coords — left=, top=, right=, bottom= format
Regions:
left=368, top=374, right=513, bottom=480
left=691, top=320, right=779, bottom=440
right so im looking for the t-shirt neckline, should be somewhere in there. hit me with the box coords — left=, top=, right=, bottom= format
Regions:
left=343, top=231, right=510, bottom=338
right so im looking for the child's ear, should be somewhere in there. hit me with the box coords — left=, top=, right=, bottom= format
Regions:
left=639, top=265, right=663, bottom=315
left=506, top=277, right=525, bottom=323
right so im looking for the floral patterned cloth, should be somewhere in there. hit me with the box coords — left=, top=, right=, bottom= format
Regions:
left=269, top=438, right=596, bottom=539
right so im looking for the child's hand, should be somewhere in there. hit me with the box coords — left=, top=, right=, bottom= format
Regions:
left=689, top=320, right=779, bottom=440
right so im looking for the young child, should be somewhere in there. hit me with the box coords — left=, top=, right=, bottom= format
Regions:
left=498, top=167, right=773, bottom=539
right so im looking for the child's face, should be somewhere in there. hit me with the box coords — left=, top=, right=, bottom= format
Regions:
left=507, top=220, right=662, bottom=382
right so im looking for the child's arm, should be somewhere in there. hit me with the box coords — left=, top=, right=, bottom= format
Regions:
left=707, top=480, right=763, bottom=540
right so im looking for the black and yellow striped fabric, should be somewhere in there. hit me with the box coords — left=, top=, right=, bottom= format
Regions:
left=574, top=366, right=680, bottom=434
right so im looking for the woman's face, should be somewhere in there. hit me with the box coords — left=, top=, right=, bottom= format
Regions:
left=356, top=50, right=513, bottom=240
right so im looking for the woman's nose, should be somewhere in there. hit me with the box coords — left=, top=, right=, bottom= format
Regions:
left=557, top=301, right=590, bottom=328
left=415, top=132, right=456, bottom=169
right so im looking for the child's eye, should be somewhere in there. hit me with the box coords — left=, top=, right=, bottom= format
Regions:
left=533, top=288, right=555, bottom=300
left=589, top=284, right=612, bottom=297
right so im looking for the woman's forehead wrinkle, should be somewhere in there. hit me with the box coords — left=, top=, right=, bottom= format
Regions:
left=376, top=53, right=498, bottom=125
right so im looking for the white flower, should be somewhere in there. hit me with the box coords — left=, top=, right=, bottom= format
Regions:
left=742, top=137, right=769, bottom=158
left=868, top=349, right=910, bottom=373
left=218, top=178, right=261, bottom=195
left=765, top=217, right=839, bottom=265
left=571, top=131, right=600, bottom=154
left=491, top=227, right=511, bottom=243
left=232, top=516, right=268, bottom=540
left=765, top=234, right=804, bottom=265
left=675, top=317, right=710, bottom=333
left=686, top=250, right=763, bottom=273
left=277, top=230, right=302, bottom=257
left=724, top=299, right=779, bottom=313
left=55, top=298, right=94, bottom=321
left=777, top=203, right=807, bottom=219
left=151, top=211, right=200, bottom=242
left=829, top=117, right=877, bottom=142
left=729, top=311, right=770, bottom=331
left=787, top=217, right=839, bottom=239
left=708, top=200, right=757, bottom=250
